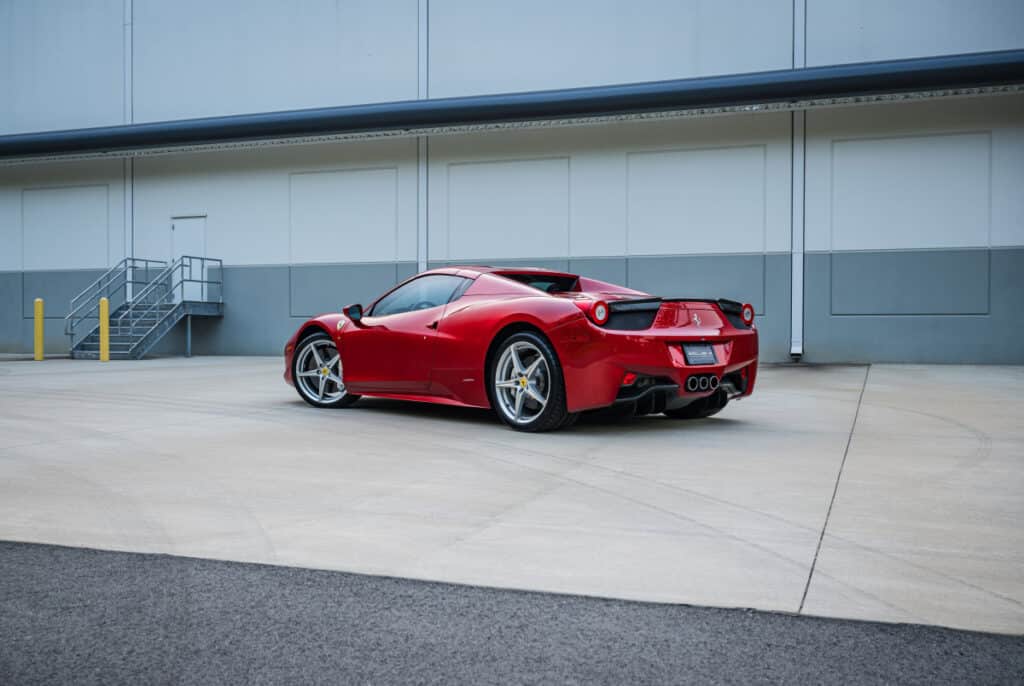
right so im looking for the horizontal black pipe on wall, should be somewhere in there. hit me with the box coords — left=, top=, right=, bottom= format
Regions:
left=2, top=49, right=1023, bottom=159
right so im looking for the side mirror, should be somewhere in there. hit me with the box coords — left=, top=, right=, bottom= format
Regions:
left=343, top=303, right=363, bottom=323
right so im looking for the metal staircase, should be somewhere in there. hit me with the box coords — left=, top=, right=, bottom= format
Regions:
left=66, top=256, right=224, bottom=360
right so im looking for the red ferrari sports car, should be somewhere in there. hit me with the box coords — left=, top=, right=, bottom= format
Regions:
left=283, top=266, right=758, bottom=431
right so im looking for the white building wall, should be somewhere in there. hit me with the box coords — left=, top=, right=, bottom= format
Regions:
left=4, top=0, right=1023, bottom=136
left=806, top=0, right=1024, bottom=66
left=801, top=93, right=1024, bottom=363
left=132, top=139, right=418, bottom=266
left=428, top=0, right=793, bottom=97
left=0, top=159, right=127, bottom=271
left=132, top=0, right=419, bottom=122
left=0, top=0, right=125, bottom=134
left=805, top=94, right=1024, bottom=252
left=0, top=158, right=128, bottom=353
left=427, top=113, right=792, bottom=262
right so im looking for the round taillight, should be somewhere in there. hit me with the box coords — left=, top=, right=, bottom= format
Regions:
left=590, top=300, right=609, bottom=326
left=741, top=303, right=755, bottom=326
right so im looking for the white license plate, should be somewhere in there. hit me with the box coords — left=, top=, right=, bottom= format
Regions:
left=683, top=344, right=717, bottom=365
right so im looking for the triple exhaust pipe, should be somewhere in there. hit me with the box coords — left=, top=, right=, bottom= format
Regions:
left=685, top=374, right=720, bottom=392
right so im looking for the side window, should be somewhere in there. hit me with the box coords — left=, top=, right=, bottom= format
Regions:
left=371, top=275, right=468, bottom=317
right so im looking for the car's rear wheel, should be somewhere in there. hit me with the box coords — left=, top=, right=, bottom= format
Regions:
left=292, top=332, right=360, bottom=408
left=663, top=388, right=727, bottom=419
left=559, top=412, right=581, bottom=429
left=489, top=331, right=569, bottom=432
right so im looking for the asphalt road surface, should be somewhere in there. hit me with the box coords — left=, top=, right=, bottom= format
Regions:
left=2, top=542, right=1021, bottom=685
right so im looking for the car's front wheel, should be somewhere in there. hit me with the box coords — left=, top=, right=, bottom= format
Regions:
left=292, top=332, right=360, bottom=408
left=489, top=331, right=570, bottom=432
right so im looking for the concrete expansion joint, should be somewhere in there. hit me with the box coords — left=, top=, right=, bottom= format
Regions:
left=798, top=363, right=870, bottom=614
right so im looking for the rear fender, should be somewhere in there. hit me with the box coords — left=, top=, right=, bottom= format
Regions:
left=429, top=296, right=583, bottom=407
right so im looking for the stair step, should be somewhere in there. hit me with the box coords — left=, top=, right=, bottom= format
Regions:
left=78, top=335, right=143, bottom=342
left=66, top=258, right=223, bottom=359
left=78, top=324, right=164, bottom=340
left=74, top=346, right=135, bottom=352
left=116, top=320, right=165, bottom=325
left=90, top=338, right=141, bottom=345
left=75, top=342, right=135, bottom=350
left=68, top=288, right=222, bottom=359
left=73, top=351, right=134, bottom=360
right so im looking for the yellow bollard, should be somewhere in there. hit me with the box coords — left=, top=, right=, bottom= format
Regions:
left=33, top=298, right=44, bottom=360
left=99, top=297, right=110, bottom=362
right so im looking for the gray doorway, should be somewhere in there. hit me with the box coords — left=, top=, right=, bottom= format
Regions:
left=170, top=216, right=206, bottom=301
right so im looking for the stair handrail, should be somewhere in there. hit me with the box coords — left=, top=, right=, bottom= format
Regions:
left=113, top=260, right=177, bottom=330
left=67, top=257, right=167, bottom=316
left=65, top=257, right=167, bottom=347
left=122, top=255, right=224, bottom=341
left=175, top=255, right=224, bottom=305
left=65, top=258, right=129, bottom=337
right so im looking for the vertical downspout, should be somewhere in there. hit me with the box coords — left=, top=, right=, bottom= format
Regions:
left=416, top=0, right=430, bottom=273
left=790, top=0, right=807, bottom=360
left=123, top=0, right=135, bottom=296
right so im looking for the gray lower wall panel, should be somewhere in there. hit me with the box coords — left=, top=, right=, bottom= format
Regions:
left=428, top=258, right=571, bottom=272
left=190, top=265, right=294, bottom=356
left=4, top=251, right=1019, bottom=363
left=289, top=262, right=417, bottom=318
left=429, top=254, right=791, bottom=362
left=626, top=254, right=767, bottom=313
left=250, top=255, right=791, bottom=362
left=830, top=250, right=990, bottom=315
left=21, top=269, right=108, bottom=319
left=568, top=257, right=627, bottom=286
left=9, top=318, right=76, bottom=355
left=175, top=255, right=791, bottom=360
left=395, top=262, right=419, bottom=283
left=189, top=262, right=418, bottom=356
left=804, top=248, right=1024, bottom=363
left=0, top=262, right=419, bottom=357
left=626, top=254, right=789, bottom=364
left=2, top=269, right=108, bottom=354
left=0, top=272, right=23, bottom=353
left=760, top=254, right=792, bottom=364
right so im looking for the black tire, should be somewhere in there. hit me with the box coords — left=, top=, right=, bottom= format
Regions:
left=488, top=331, right=570, bottom=432
left=663, top=389, right=728, bottom=420
left=292, top=332, right=361, bottom=409
left=559, top=412, right=581, bottom=429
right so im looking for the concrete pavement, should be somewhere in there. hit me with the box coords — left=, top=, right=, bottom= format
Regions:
left=0, top=357, right=1021, bottom=634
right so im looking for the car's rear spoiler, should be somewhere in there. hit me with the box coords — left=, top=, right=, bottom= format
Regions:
left=611, top=297, right=743, bottom=311
left=608, top=297, right=751, bottom=329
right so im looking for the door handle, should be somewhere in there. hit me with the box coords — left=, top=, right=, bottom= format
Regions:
left=426, top=321, right=438, bottom=330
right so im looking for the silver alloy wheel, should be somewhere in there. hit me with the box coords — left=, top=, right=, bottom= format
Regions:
left=295, top=337, right=346, bottom=404
left=494, top=340, right=550, bottom=425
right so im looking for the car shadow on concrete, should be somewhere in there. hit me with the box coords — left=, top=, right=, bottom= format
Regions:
left=334, top=396, right=745, bottom=434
